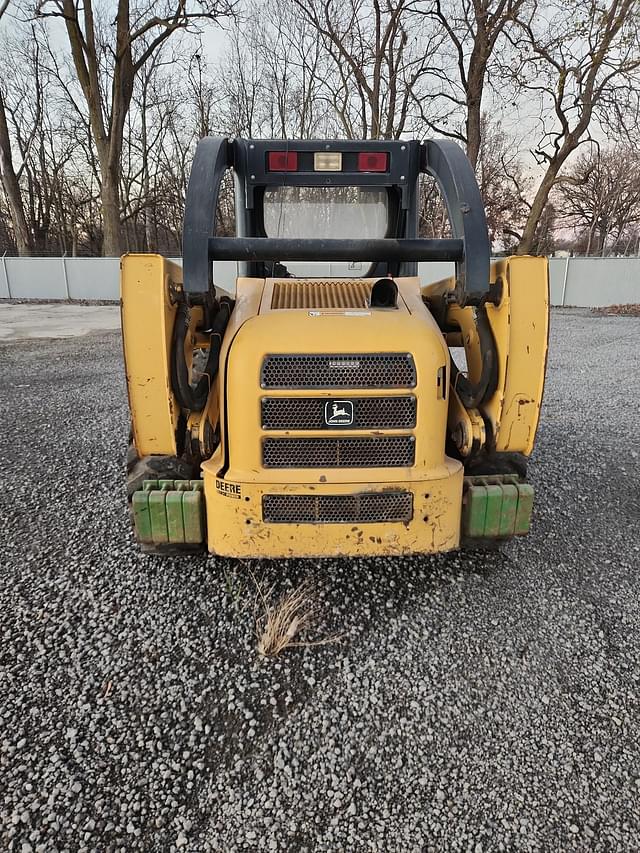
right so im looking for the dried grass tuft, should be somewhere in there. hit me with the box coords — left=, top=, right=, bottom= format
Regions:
left=247, top=571, right=343, bottom=657
left=593, top=303, right=640, bottom=316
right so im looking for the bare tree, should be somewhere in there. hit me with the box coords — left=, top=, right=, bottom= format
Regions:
left=506, top=0, right=640, bottom=253
left=558, top=145, right=640, bottom=254
left=0, top=87, right=33, bottom=254
left=418, top=176, right=450, bottom=239
left=1, top=17, right=103, bottom=255
left=419, top=113, right=532, bottom=250
left=0, top=1, right=34, bottom=254
left=215, top=18, right=264, bottom=137
left=419, top=0, right=528, bottom=168
left=213, top=2, right=334, bottom=139
left=36, top=0, right=235, bottom=256
left=260, top=0, right=329, bottom=137
left=188, top=50, right=217, bottom=139
left=475, top=114, right=530, bottom=247
left=5, top=31, right=65, bottom=252
left=290, top=0, right=446, bottom=139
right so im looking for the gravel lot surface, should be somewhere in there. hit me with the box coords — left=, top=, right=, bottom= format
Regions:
left=0, top=303, right=119, bottom=341
left=1, top=308, right=639, bottom=852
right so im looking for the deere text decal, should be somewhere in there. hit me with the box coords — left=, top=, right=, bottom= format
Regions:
left=216, top=479, right=242, bottom=499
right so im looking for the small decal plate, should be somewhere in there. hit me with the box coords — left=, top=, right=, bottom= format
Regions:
left=216, top=478, right=242, bottom=499
left=308, top=310, right=370, bottom=317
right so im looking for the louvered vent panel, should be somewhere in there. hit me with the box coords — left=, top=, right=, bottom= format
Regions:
left=271, top=280, right=371, bottom=310
left=261, top=396, right=417, bottom=430
left=262, top=436, right=415, bottom=468
left=261, top=353, right=416, bottom=389
left=262, top=492, right=414, bottom=524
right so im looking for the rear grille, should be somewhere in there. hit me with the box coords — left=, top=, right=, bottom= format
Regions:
left=261, top=396, right=416, bottom=430
left=262, top=492, right=413, bottom=524
left=262, top=436, right=415, bottom=468
left=271, top=279, right=370, bottom=309
left=261, top=354, right=416, bottom=389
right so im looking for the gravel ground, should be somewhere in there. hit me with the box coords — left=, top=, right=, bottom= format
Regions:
left=0, top=304, right=119, bottom=341
left=1, top=308, right=639, bottom=853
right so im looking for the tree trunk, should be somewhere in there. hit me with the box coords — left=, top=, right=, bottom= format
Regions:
left=100, top=165, right=122, bottom=256
left=465, top=99, right=482, bottom=170
left=0, top=91, right=33, bottom=256
left=144, top=203, right=154, bottom=253
left=517, top=164, right=562, bottom=254
left=465, top=64, right=484, bottom=170
left=140, top=85, right=154, bottom=252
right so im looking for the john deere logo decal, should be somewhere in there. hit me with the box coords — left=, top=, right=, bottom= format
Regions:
left=325, top=400, right=354, bottom=427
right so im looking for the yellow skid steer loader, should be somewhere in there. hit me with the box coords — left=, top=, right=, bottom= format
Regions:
left=121, top=138, right=548, bottom=557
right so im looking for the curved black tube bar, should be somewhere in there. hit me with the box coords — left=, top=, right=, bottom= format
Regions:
left=207, top=237, right=464, bottom=263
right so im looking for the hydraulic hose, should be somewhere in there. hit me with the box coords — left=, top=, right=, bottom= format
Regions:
left=171, top=296, right=233, bottom=412
left=450, top=303, right=498, bottom=409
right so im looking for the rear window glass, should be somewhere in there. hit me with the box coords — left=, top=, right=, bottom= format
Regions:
left=263, top=186, right=389, bottom=240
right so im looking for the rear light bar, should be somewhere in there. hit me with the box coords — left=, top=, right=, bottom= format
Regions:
left=266, top=150, right=390, bottom=173
left=358, top=152, right=388, bottom=172
left=267, top=151, right=298, bottom=171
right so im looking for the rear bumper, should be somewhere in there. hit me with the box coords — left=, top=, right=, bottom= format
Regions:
left=129, top=467, right=535, bottom=555
left=203, top=458, right=464, bottom=558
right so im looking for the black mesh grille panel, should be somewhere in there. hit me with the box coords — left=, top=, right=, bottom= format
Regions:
left=262, top=492, right=413, bottom=524
left=261, top=354, right=416, bottom=389
left=261, top=396, right=416, bottom=430
left=262, top=436, right=415, bottom=468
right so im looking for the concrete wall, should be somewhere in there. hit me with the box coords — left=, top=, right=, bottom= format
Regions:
left=1, top=254, right=638, bottom=306
left=0, top=257, right=121, bottom=300
left=0, top=256, right=236, bottom=301
left=548, top=257, right=640, bottom=307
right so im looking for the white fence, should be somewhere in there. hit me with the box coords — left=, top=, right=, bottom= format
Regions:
left=1, top=254, right=638, bottom=307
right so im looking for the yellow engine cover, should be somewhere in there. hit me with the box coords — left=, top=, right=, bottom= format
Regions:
left=202, top=276, right=464, bottom=558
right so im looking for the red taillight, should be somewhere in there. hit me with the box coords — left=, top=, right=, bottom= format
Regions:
left=357, top=152, right=388, bottom=172
left=267, top=151, right=298, bottom=171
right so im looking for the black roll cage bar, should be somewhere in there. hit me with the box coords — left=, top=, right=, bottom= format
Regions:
left=182, top=137, right=490, bottom=306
